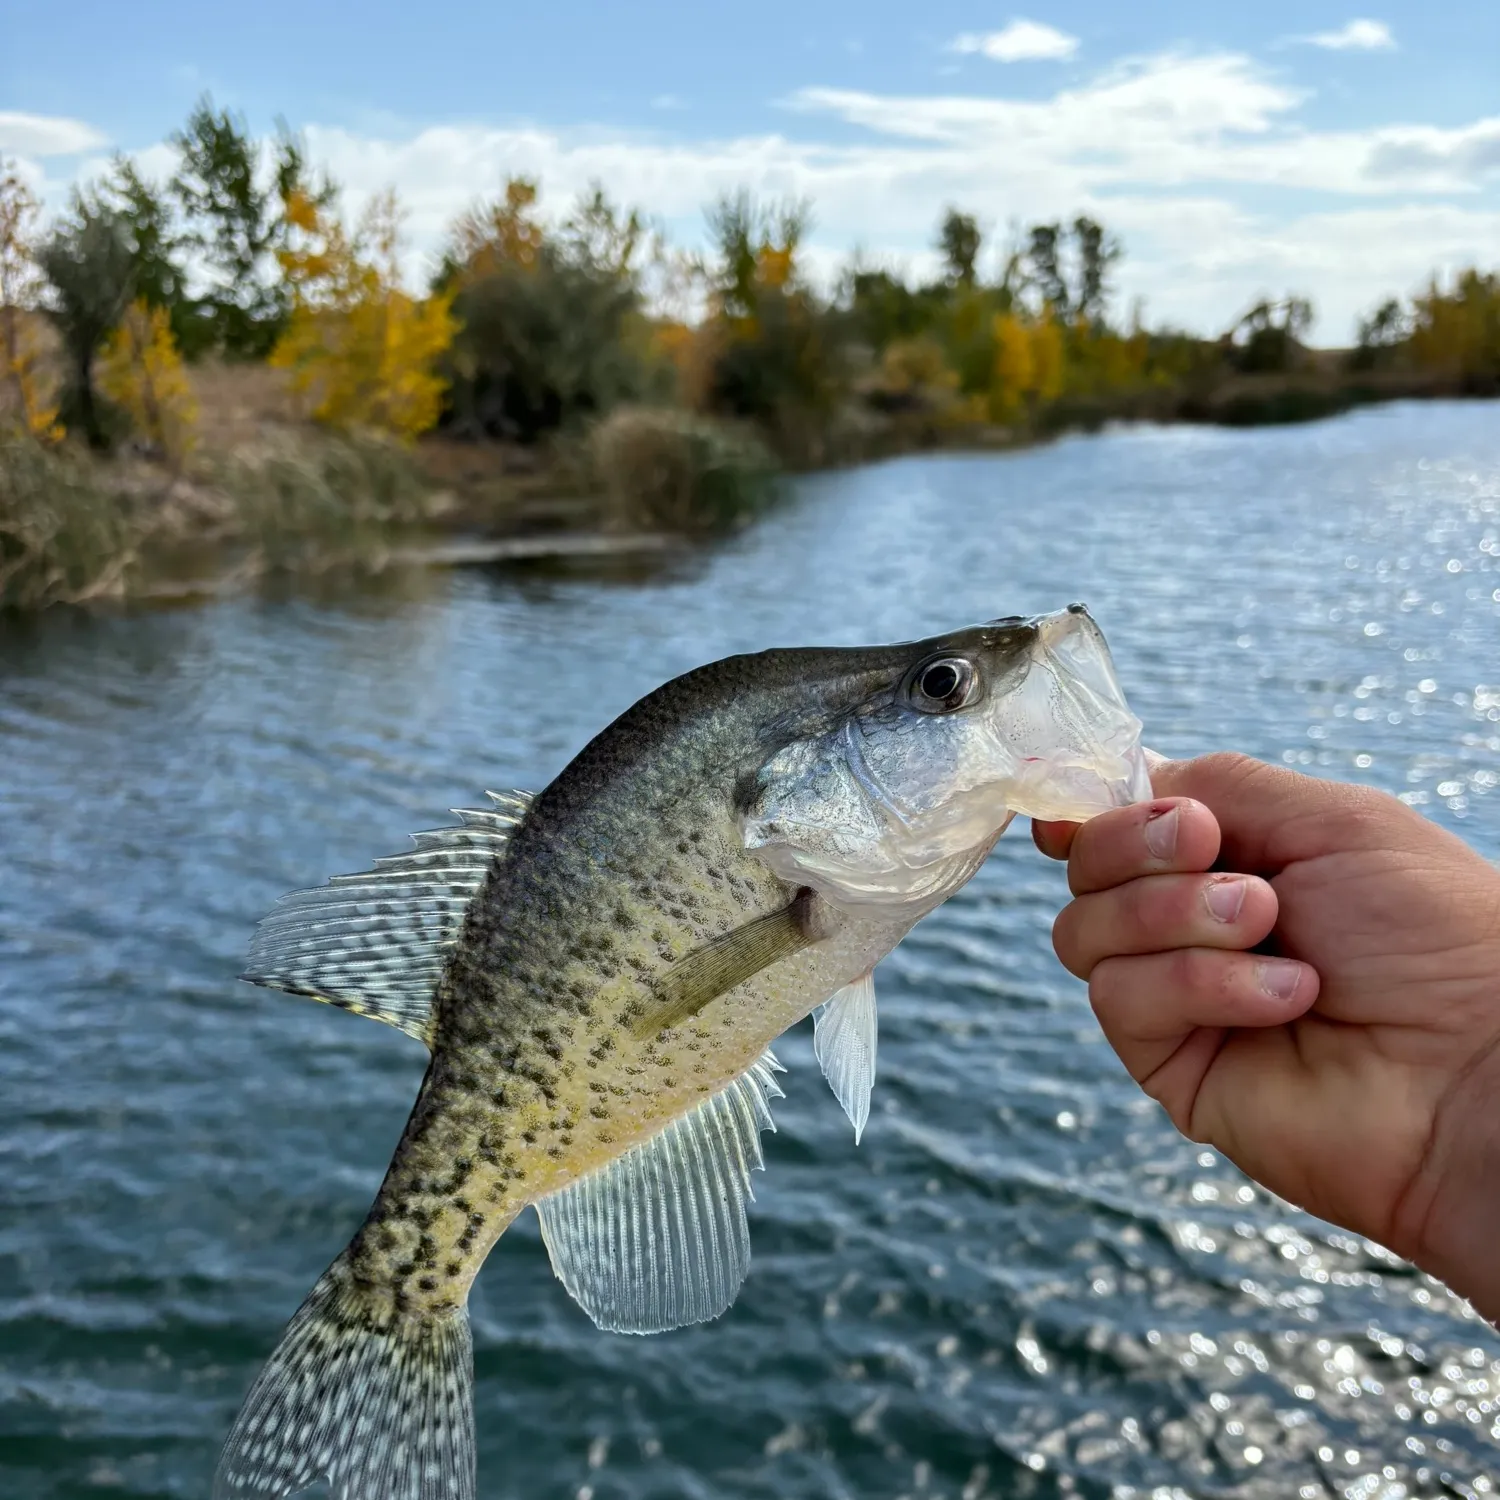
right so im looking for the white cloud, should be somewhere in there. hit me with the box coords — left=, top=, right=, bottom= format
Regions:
left=27, top=45, right=1500, bottom=341
left=1299, top=18, right=1396, bottom=50
left=0, top=111, right=109, bottom=157
left=951, top=19, right=1079, bottom=63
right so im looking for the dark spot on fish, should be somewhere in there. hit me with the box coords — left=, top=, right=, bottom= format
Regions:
left=418, top=1276, right=437, bottom=1292
left=446, top=1261, right=462, bottom=1277
left=590, top=1104, right=609, bottom=1119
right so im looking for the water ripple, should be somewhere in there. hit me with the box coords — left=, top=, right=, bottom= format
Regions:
left=3, top=403, right=1500, bottom=1498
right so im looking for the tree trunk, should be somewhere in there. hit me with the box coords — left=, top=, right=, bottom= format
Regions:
left=75, top=351, right=105, bottom=450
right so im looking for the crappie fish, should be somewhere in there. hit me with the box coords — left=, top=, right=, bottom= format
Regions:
left=214, top=604, right=1149, bottom=1500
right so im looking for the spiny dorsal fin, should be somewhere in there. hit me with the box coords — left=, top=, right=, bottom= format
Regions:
left=242, top=790, right=532, bottom=1047
left=535, top=1051, right=785, bottom=1334
left=814, top=971, right=877, bottom=1143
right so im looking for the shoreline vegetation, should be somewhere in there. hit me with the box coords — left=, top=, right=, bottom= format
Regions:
left=3, top=100, right=1498, bottom=613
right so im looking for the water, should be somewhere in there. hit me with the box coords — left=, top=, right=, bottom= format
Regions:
left=4, top=401, right=1500, bottom=1500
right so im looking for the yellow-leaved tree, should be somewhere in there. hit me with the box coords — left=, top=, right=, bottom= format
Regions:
left=1031, top=311, right=1066, bottom=404
left=98, top=300, right=199, bottom=463
left=990, top=313, right=1036, bottom=422
left=0, top=159, right=63, bottom=444
left=445, top=177, right=546, bottom=281
left=271, top=187, right=458, bottom=440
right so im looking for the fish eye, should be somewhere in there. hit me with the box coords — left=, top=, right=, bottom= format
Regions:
left=908, top=657, right=976, bottom=713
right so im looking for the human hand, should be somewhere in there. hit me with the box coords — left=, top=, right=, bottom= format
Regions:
left=1033, top=752, right=1500, bottom=1322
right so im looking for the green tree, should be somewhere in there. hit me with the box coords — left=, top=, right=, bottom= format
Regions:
left=704, top=192, right=809, bottom=320
left=102, top=156, right=201, bottom=352
left=38, top=191, right=136, bottom=448
left=170, top=97, right=329, bottom=356
left=561, top=184, right=645, bottom=283
left=1229, top=296, right=1314, bottom=373
left=938, top=209, right=982, bottom=288
left=1025, top=223, right=1068, bottom=313
left=1072, top=215, right=1121, bottom=324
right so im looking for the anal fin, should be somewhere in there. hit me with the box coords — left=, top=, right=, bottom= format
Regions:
left=534, top=1051, right=785, bottom=1333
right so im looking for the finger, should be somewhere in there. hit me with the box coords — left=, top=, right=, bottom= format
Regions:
left=1053, top=871, right=1278, bottom=980
left=1032, top=819, right=1078, bottom=861
left=1064, top=798, right=1222, bottom=897
left=1087, top=948, right=1319, bottom=1118
left=1149, top=752, right=1426, bottom=874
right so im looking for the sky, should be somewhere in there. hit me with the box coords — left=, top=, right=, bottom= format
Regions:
left=2, top=0, right=1497, bottom=340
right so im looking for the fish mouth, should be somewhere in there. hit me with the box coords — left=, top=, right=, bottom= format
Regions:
left=989, top=604, right=1152, bottom=822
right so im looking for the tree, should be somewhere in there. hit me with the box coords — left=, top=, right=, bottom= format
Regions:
left=102, top=156, right=198, bottom=353
left=704, top=192, right=809, bottom=322
left=98, top=299, right=198, bottom=462
left=271, top=187, right=457, bottom=440
left=1072, top=215, right=1121, bottom=324
left=38, top=191, right=136, bottom=448
left=991, top=312, right=1035, bottom=421
left=440, top=177, right=547, bottom=285
left=561, top=184, right=644, bottom=283
left=1025, top=223, right=1068, bottom=313
left=938, top=209, right=982, bottom=288
left=0, top=159, right=62, bottom=442
left=1229, top=295, right=1315, bottom=373
left=170, top=97, right=326, bottom=356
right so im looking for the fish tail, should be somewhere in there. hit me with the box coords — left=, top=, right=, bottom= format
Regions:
left=213, top=1249, right=474, bottom=1500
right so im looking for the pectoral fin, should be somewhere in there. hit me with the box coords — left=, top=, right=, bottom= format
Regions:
left=630, top=890, right=837, bottom=1039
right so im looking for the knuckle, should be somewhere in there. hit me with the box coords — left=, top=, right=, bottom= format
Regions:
left=1166, top=945, right=1223, bottom=998
left=1051, top=904, right=1087, bottom=975
left=1194, top=750, right=1263, bottom=790
left=1087, top=955, right=1128, bottom=1012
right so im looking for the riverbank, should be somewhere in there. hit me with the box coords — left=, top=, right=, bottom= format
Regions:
left=1, top=360, right=1490, bottom=614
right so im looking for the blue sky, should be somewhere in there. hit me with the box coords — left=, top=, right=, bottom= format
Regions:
left=3, top=2, right=1497, bottom=338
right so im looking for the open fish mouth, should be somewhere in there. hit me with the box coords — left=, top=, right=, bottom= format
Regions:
left=994, top=603, right=1153, bottom=823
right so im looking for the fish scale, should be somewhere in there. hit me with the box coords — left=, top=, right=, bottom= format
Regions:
left=213, top=607, right=1150, bottom=1500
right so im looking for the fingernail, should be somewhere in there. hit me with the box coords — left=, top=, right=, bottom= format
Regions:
left=1204, top=877, right=1246, bottom=922
left=1257, top=959, right=1302, bottom=1001
left=1144, top=805, right=1178, bottom=860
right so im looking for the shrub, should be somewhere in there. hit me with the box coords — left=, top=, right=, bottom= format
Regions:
left=587, top=406, right=779, bottom=534
left=0, top=431, right=143, bottom=608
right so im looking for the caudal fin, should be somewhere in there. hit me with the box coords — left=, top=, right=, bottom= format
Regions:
left=213, top=1253, right=474, bottom=1500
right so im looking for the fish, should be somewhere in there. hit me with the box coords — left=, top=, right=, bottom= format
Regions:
left=213, top=603, right=1149, bottom=1500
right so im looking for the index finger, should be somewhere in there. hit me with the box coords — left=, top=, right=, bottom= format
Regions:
left=1063, top=797, right=1222, bottom=895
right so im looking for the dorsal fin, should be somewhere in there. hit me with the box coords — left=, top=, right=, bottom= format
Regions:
left=242, top=790, right=532, bottom=1047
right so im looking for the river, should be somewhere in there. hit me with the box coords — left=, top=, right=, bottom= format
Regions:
left=4, top=401, right=1500, bottom=1499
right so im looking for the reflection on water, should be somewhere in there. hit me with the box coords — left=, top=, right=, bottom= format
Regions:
left=3, top=402, right=1500, bottom=1499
